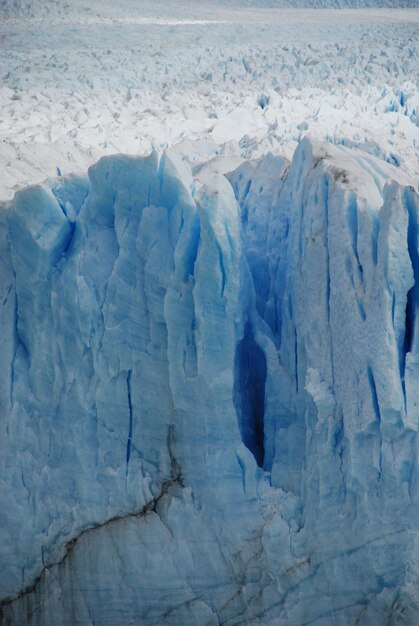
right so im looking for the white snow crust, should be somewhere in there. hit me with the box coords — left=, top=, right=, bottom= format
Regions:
left=0, top=1, right=418, bottom=201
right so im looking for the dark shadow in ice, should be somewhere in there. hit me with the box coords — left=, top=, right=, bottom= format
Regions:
left=234, top=322, right=267, bottom=468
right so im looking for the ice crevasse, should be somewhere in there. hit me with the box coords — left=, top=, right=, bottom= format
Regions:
left=0, top=136, right=418, bottom=625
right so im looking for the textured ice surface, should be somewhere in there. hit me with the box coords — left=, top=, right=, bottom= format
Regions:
left=1, top=0, right=417, bottom=19
left=1, top=3, right=418, bottom=200
left=0, top=136, right=418, bottom=625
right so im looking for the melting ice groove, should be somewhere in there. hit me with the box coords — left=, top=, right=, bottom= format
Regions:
left=0, top=136, right=418, bottom=625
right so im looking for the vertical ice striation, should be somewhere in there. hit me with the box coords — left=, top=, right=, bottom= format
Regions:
left=0, top=137, right=418, bottom=625
left=258, top=139, right=419, bottom=625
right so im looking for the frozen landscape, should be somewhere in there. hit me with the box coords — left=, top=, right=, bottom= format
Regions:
left=1, top=0, right=418, bottom=201
left=0, top=1, right=418, bottom=625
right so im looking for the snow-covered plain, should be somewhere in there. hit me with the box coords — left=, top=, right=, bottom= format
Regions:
left=1, top=2, right=419, bottom=625
left=0, top=1, right=418, bottom=201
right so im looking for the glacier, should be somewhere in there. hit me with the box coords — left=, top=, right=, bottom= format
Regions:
left=1, top=5, right=418, bottom=203
left=0, top=136, right=418, bottom=625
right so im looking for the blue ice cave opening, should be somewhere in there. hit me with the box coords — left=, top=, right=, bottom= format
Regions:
left=405, top=190, right=419, bottom=358
left=234, top=322, right=267, bottom=468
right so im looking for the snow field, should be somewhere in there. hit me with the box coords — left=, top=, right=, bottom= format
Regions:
left=0, top=3, right=418, bottom=201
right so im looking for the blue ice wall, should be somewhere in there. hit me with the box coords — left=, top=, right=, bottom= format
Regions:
left=0, top=138, right=418, bottom=625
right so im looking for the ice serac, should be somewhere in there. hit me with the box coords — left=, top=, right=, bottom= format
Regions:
left=0, top=137, right=418, bottom=625
left=261, top=138, right=419, bottom=624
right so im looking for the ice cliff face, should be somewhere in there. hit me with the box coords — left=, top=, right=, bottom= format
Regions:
left=0, top=137, right=418, bottom=625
